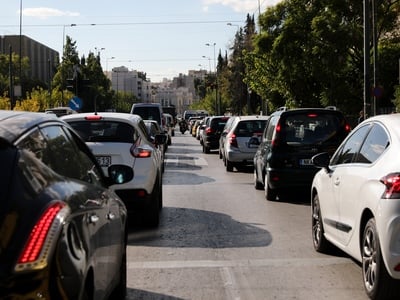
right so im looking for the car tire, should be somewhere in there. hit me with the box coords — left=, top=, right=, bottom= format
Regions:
left=362, top=218, right=400, bottom=300
left=254, top=169, right=263, bottom=190
left=110, top=245, right=127, bottom=299
left=147, top=178, right=161, bottom=228
left=264, top=173, right=277, bottom=201
left=226, top=159, right=234, bottom=172
left=311, top=194, right=330, bottom=253
left=203, top=144, right=210, bottom=154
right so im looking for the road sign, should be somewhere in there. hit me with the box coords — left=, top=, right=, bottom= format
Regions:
left=69, top=96, right=82, bottom=111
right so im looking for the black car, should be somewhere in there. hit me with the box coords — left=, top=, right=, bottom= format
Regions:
left=0, top=111, right=132, bottom=299
left=254, top=107, right=351, bottom=200
left=201, top=116, right=230, bottom=153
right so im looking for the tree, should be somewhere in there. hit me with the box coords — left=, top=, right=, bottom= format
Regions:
left=244, top=0, right=400, bottom=115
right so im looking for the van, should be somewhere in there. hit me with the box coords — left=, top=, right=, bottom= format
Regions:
left=130, top=103, right=164, bottom=128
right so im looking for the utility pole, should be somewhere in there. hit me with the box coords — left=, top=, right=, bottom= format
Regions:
left=363, top=0, right=371, bottom=119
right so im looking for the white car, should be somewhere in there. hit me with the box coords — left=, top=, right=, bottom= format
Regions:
left=311, top=113, right=400, bottom=299
left=62, top=112, right=166, bottom=227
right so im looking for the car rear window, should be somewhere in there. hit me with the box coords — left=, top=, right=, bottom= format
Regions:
left=234, top=120, right=267, bottom=137
left=132, top=107, right=161, bottom=124
left=211, top=117, right=230, bottom=131
left=69, top=121, right=135, bottom=143
left=282, top=112, right=344, bottom=145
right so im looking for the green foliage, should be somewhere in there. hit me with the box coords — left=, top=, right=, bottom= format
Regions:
left=243, top=0, right=400, bottom=116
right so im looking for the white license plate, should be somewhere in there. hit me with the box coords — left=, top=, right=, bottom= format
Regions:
left=96, top=156, right=111, bottom=167
left=299, top=159, right=313, bottom=166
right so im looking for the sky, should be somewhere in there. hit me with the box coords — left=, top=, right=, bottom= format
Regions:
left=1, top=0, right=281, bottom=82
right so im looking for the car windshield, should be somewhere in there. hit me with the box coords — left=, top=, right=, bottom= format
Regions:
left=282, top=113, right=343, bottom=145
left=69, top=121, right=134, bottom=143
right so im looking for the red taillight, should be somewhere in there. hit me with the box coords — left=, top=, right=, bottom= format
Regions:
left=85, top=115, right=102, bottom=121
left=228, top=133, right=238, bottom=148
left=18, top=202, right=66, bottom=265
left=307, top=113, right=318, bottom=118
left=206, top=127, right=214, bottom=134
left=131, top=146, right=152, bottom=158
left=381, top=173, right=400, bottom=199
left=345, top=123, right=352, bottom=132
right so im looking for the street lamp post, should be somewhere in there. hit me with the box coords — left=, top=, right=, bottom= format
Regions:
left=106, top=56, right=115, bottom=73
left=62, top=24, right=76, bottom=58
left=206, top=42, right=219, bottom=114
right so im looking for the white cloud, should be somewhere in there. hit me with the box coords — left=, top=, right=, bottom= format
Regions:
left=202, top=0, right=281, bottom=13
left=21, top=7, right=79, bottom=19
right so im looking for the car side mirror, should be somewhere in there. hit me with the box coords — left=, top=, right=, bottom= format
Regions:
left=312, top=152, right=330, bottom=171
left=107, top=164, right=134, bottom=184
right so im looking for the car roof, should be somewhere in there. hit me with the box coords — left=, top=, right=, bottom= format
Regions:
left=61, top=112, right=143, bottom=124
left=232, top=115, right=269, bottom=121
left=271, top=107, right=344, bottom=117
left=360, top=113, right=400, bottom=134
left=0, top=110, right=59, bottom=143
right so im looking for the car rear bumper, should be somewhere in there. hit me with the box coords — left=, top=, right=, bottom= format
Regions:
left=226, top=149, right=256, bottom=164
left=267, top=167, right=319, bottom=190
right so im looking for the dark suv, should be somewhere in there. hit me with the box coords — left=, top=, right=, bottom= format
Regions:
left=201, top=116, right=230, bottom=153
left=253, top=107, right=351, bottom=200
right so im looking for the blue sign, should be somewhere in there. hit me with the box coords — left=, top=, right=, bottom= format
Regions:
left=69, top=96, right=82, bottom=111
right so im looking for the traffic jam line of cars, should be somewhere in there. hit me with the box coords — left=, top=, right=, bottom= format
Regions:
left=189, top=107, right=400, bottom=299
left=3, top=104, right=400, bottom=299
left=0, top=104, right=175, bottom=299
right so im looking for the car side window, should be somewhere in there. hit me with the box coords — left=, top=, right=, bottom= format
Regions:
left=331, top=124, right=371, bottom=165
left=18, top=125, right=103, bottom=185
left=264, top=117, right=278, bottom=142
left=356, top=123, right=389, bottom=164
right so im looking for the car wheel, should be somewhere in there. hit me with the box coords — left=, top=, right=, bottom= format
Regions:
left=254, top=169, right=263, bottom=190
left=110, top=245, right=127, bottom=299
left=203, top=144, right=210, bottom=154
left=312, top=194, right=329, bottom=253
left=147, top=178, right=160, bottom=227
left=362, top=218, right=400, bottom=299
left=226, top=159, right=234, bottom=172
left=219, top=149, right=222, bottom=159
left=264, top=173, right=277, bottom=201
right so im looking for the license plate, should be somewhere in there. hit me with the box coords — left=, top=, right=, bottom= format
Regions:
left=299, top=159, right=313, bottom=166
left=96, top=156, right=111, bottom=167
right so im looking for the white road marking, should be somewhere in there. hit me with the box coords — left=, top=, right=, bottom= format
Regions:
left=127, top=257, right=350, bottom=269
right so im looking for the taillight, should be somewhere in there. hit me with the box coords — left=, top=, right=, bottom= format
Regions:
left=228, top=133, right=238, bottom=148
left=16, top=202, right=68, bottom=271
left=381, top=173, right=400, bottom=199
left=345, top=123, right=352, bottom=133
left=206, top=127, right=214, bottom=134
left=272, top=121, right=281, bottom=147
left=131, top=146, right=152, bottom=158
left=85, top=115, right=102, bottom=121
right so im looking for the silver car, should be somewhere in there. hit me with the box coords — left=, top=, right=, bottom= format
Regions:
left=221, top=115, right=269, bottom=172
left=62, top=112, right=165, bottom=227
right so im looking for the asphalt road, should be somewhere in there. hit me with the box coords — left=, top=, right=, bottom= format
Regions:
left=126, top=130, right=368, bottom=300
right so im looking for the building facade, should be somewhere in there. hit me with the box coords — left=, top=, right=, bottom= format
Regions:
left=0, top=35, right=59, bottom=87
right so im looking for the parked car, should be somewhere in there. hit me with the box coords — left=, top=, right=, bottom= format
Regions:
left=144, top=119, right=167, bottom=172
left=311, top=113, right=400, bottom=299
left=62, top=112, right=166, bottom=227
left=254, top=107, right=351, bottom=200
left=0, top=110, right=132, bottom=299
left=220, top=115, right=269, bottom=172
left=201, top=116, right=231, bottom=153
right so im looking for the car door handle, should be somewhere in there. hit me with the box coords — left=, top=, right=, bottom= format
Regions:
left=334, top=177, right=340, bottom=186
left=88, top=214, right=99, bottom=224
left=107, top=212, right=116, bottom=220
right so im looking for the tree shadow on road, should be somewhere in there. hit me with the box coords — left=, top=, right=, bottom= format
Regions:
left=128, top=207, right=272, bottom=249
